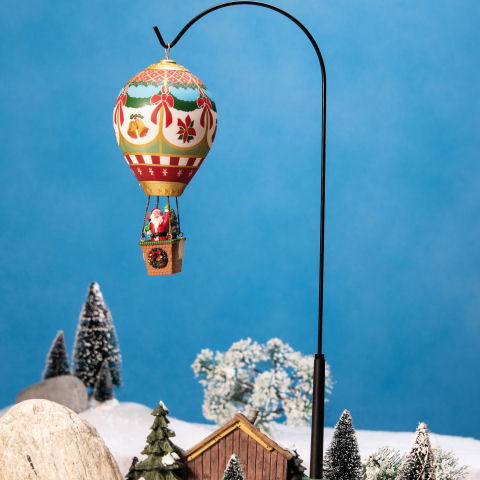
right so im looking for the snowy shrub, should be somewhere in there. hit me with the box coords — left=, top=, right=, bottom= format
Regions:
left=432, top=448, right=468, bottom=480
left=192, top=337, right=333, bottom=432
left=364, top=446, right=402, bottom=480
left=363, top=446, right=467, bottom=480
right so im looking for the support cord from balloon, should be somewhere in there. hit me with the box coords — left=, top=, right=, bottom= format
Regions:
left=167, top=196, right=172, bottom=238
left=141, top=195, right=151, bottom=240
left=175, top=197, right=183, bottom=237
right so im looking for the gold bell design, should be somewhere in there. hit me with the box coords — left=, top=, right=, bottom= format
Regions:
left=134, top=115, right=148, bottom=137
left=127, top=114, right=149, bottom=138
left=127, top=119, right=138, bottom=138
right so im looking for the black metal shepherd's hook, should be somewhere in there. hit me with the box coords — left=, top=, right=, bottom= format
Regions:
left=154, top=2, right=327, bottom=478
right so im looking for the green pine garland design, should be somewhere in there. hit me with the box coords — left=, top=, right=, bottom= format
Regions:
left=128, top=79, right=207, bottom=89
left=125, top=92, right=217, bottom=113
left=139, top=238, right=184, bottom=246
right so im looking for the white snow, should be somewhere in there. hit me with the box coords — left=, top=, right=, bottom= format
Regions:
left=1, top=401, right=478, bottom=479
left=162, top=452, right=180, bottom=465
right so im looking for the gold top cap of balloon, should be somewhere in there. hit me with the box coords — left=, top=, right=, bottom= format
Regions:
left=146, top=59, right=188, bottom=72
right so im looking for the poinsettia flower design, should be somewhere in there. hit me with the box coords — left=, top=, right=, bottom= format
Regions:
left=177, top=115, right=196, bottom=143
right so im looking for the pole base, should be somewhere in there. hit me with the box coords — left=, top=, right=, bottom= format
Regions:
left=309, top=353, right=326, bottom=479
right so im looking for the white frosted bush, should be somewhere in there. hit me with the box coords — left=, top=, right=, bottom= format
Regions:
left=192, top=337, right=333, bottom=432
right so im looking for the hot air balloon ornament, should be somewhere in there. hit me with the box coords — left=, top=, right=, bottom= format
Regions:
left=113, top=55, right=217, bottom=275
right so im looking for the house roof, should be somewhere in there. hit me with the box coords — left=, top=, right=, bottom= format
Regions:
left=184, top=413, right=293, bottom=462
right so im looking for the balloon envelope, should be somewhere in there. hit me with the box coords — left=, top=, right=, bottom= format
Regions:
left=113, top=59, right=217, bottom=197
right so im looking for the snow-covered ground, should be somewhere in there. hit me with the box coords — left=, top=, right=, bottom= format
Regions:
left=1, top=401, right=479, bottom=479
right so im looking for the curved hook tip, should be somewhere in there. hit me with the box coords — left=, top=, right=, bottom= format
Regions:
left=153, top=26, right=168, bottom=49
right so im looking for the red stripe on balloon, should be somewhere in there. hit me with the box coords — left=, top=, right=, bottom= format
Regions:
left=130, top=165, right=199, bottom=183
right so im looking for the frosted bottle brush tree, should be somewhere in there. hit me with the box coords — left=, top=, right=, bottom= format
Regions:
left=398, top=423, right=436, bottom=480
left=42, top=330, right=70, bottom=380
left=323, top=409, right=364, bottom=480
left=223, top=454, right=246, bottom=480
left=73, top=282, right=122, bottom=390
left=93, top=358, right=114, bottom=402
left=192, top=337, right=333, bottom=432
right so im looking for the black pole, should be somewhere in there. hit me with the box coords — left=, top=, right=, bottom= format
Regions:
left=154, top=3, right=327, bottom=477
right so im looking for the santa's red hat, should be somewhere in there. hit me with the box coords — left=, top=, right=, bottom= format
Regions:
left=149, top=208, right=163, bottom=216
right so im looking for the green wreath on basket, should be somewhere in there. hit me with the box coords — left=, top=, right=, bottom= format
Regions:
left=148, top=248, right=168, bottom=269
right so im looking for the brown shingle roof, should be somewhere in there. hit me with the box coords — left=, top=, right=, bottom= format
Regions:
left=184, top=413, right=293, bottom=462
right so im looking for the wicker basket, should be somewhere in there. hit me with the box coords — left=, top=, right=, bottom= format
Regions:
left=139, top=238, right=186, bottom=276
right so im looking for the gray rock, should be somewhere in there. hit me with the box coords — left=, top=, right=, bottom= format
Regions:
left=15, top=375, right=88, bottom=413
left=0, top=399, right=123, bottom=480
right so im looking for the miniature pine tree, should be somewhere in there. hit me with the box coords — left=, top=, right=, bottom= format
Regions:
left=131, top=401, right=184, bottom=480
left=42, top=330, right=70, bottom=380
left=398, top=423, right=436, bottom=480
left=73, top=282, right=122, bottom=388
left=287, top=449, right=307, bottom=480
left=223, top=454, right=245, bottom=480
left=323, top=409, right=364, bottom=480
left=93, top=358, right=114, bottom=402
left=169, top=209, right=180, bottom=239
left=125, top=457, right=139, bottom=480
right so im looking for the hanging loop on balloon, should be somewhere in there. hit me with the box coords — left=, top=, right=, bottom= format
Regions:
left=165, top=44, right=171, bottom=59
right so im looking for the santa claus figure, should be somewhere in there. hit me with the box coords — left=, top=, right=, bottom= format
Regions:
left=145, top=206, right=170, bottom=241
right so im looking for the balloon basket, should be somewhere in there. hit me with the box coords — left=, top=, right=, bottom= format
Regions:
left=139, top=238, right=186, bottom=276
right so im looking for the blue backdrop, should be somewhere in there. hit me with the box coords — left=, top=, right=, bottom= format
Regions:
left=1, top=0, right=479, bottom=439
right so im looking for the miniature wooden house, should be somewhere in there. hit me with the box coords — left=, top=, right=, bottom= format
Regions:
left=183, top=413, right=293, bottom=480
